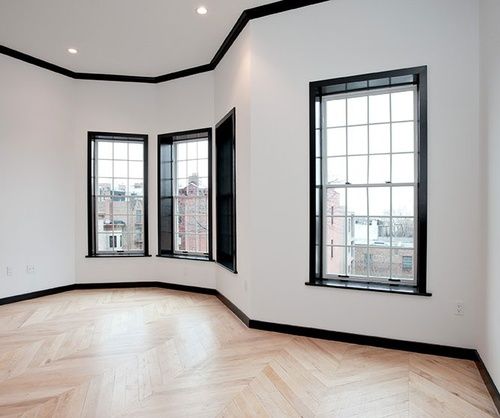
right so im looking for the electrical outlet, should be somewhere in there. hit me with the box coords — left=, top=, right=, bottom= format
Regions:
left=6, top=267, right=13, bottom=276
left=26, top=265, right=35, bottom=274
left=455, top=301, right=464, bottom=316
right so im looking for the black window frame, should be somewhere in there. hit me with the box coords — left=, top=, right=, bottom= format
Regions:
left=157, top=128, right=213, bottom=261
left=87, top=131, right=150, bottom=258
left=308, top=66, right=429, bottom=296
left=215, top=108, right=237, bottom=273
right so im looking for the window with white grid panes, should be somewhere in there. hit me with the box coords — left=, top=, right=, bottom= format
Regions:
left=173, top=138, right=210, bottom=256
left=90, top=134, right=147, bottom=256
left=158, top=129, right=212, bottom=260
left=322, top=86, right=417, bottom=284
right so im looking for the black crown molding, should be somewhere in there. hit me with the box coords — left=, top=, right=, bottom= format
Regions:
left=0, top=0, right=329, bottom=84
left=0, top=281, right=498, bottom=414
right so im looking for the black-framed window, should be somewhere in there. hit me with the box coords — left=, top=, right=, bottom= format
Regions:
left=158, top=129, right=212, bottom=260
left=87, top=132, right=149, bottom=257
left=309, top=67, right=428, bottom=295
left=215, top=109, right=237, bottom=273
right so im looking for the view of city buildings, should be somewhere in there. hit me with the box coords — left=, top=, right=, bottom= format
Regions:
left=325, top=186, right=414, bottom=281
left=94, top=140, right=145, bottom=253
left=174, top=174, right=209, bottom=254
left=173, top=138, right=209, bottom=255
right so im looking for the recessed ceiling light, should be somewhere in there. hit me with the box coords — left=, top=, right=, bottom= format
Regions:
left=196, top=6, right=208, bottom=15
left=67, top=48, right=78, bottom=54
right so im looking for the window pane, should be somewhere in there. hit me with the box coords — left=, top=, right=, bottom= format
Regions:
left=369, top=154, right=390, bottom=184
left=98, top=160, right=112, bottom=177
left=368, top=247, right=391, bottom=278
left=113, top=178, right=128, bottom=194
left=129, top=143, right=143, bottom=160
left=392, top=249, right=414, bottom=280
left=177, top=143, right=187, bottom=160
left=369, top=187, right=390, bottom=216
left=98, top=142, right=112, bottom=159
left=327, top=157, right=346, bottom=184
left=347, top=156, right=367, bottom=184
left=392, top=153, right=414, bottom=183
left=198, top=141, right=208, bottom=159
left=114, top=160, right=127, bottom=177
left=350, top=216, right=368, bottom=245
left=369, top=93, right=390, bottom=123
left=326, top=188, right=346, bottom=217
left=347, top=96, right=367, bottom=125
left=325, top=246, right=346, bottom=275
left=129, top=161, right=143, bottom=178
left=177, top=161, right=187, bottom=179
left=198, top=234, right=209, bottom=253
left=114, top=142, right=128, bottom=160
left=392, top=122, right=414, bottom=153
left=187, top=142, right=197, bottom=160
left=326, top=217, right=346, bottom=246
left=187, top=160, right=198, bottom=178
left=129, top=180, right=143, bottom=196
left=348, top=246, right=369, bottom=277
left=391, top=90, right=414, bottom=122
left=327, top=128, right=346, bottom=156
left=347, top=187, right=367, bottom=216
left=198, top=159, right=209, bottom=177
left=326, top=99, right=346, bottom=127
left=369, top=217, right=390, bottom=246
left=369, top=124, right=390, bottom=154
left=391, top=217, right=414, bottom=248
left=347, top=126, right=368, bottom=155
left=392, top=187, right=414, bottom=216
left=97, top=178, right=112, bottom=195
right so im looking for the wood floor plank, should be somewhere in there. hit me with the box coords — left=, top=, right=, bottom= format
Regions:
left=0, top=288, right=497, bottom=417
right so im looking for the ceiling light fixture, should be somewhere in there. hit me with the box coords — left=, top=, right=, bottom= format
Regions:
left=67, top=48, right=78, bottom=54
left=196, top=6, right=208, bottom=15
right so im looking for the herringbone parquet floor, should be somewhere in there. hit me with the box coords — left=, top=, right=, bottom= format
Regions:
left=0, top=288, right=497, bottom=418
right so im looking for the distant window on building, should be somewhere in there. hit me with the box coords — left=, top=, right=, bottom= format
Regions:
left=158, top=129, right=212, bottom=259
left=310, top=67, right=427, bottom=290
left=88, top=132, right=148, bottom=256
left=402, top=255, right=413, bottom=272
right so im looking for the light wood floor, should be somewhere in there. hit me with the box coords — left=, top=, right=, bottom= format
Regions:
left=0, top=288, right=497, bottom=418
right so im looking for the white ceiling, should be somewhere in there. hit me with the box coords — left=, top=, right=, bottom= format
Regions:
left=0, top=0, right=272, bottom=76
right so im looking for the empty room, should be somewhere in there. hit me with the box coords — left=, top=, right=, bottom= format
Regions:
left=0, top=0, right=499, bottom=416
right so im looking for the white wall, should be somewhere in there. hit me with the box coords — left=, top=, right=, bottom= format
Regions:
left=248, top=0, right=482, bottom=348
left=0, top=55, right=75, bottom=297
left=74, top=73, right=217, bottom=289
left=214, top=28, right=253, bottom=315
left=480, top=0, right=500, bottom=390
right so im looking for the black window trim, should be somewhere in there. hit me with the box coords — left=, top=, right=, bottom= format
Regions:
left=157, top=127, right=213, bottom=261
left=87, top=131, right=150, bottom=258
left=215, top=108, right=238, bottom=274
left=308, top=66, right=430, bottom=296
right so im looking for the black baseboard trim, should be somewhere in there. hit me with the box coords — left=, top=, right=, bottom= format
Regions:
left=0, top=285, right=76, bottom=306
left=248, top=319, right=476, bottom=360
left=0, top=282, right=217, bottom=306
left=0, top=0, right=329, bottom=83
left=1, top=281, right=498, bottom=415
left=475, top=351, right=500, bottom=413
left=74, top=281, right=217, bottom=295
left=216, top=292, right=250, bottom=327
